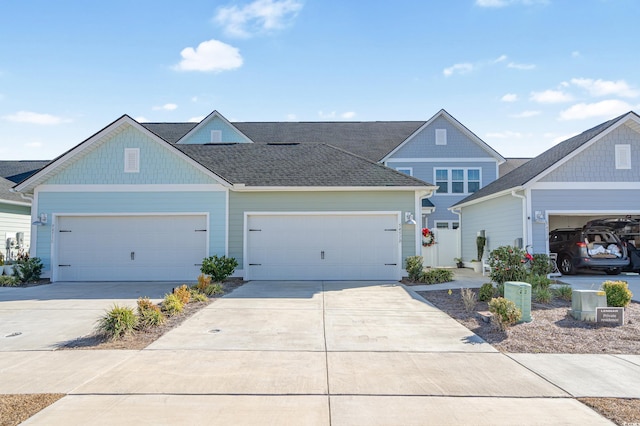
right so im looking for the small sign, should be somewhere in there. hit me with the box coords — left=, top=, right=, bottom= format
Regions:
left=596, top=307, right=624, bottom=326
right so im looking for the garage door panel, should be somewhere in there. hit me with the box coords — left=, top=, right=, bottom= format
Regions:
left=246, top=214, right=400, bottom=280
left=57, top=215, right=207, bottom=281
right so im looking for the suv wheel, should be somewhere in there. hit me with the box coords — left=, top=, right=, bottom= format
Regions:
left=605, top=268, right=621, bottom=275
left=559, top=255, right=576, bottom=275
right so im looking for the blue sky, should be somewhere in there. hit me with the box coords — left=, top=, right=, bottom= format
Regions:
left=1, top=0, right=639, bottom=160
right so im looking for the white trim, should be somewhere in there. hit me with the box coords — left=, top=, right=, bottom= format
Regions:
left=13, top=115, right=233, bottom=193
left=395, top=167, right=413, bottom=176
left=225, top=189, right=229, bottom=256
left=381, top=109, right=506, bottom=163
left=525, top=187, right=533, bottom=247
left=450, top=187, right=523, bottom=209
left=547, top=209, right=640, bottom=216
left=51, top=212, right=209, bottom=282
left=531, top=182, right=640, bottom=190
left=243, top=211, right=402, bottom=281
left=434, top=167, right=482, bottom=195
left=433, top=220, right=459, bottom=230
left=35, top=184, right=227, bottom=192
left=177, top=110, right=253, bottom=144
left=385, top=157, right=499, bottom=163
left=615, top=144, right=632, bottom=169
left=0, top=199, right=31, bottom=207
left=124, top=148, right=140, bottom=173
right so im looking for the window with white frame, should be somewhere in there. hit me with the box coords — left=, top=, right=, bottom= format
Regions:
left=435, top=168, right=481, bottom=194
left=124, top=148, right=140, bottom=173
left=434, top=221, right=459, bottom=229
left=396, top=167, right=413, bottom=176
left=615, top=144, right=631, bottom=169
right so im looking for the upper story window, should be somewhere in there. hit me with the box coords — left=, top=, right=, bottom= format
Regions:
left=435, top=129, right=447, bottom=145
left=435, top=168, right=481, bottom=194
left=396, top=167, right=413, bottom=176
left=124, top=148, right=140, bottom=173
left=615, top=144, right=631, bottom=169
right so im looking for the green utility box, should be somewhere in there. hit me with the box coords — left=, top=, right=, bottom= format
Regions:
left=571, top=290, right=607, bottom=321
left=504, top=281, right=532, bottom=322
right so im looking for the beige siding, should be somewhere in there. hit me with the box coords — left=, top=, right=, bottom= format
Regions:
left=460, top=193, right=523, bottom=262
left=229, top=191, right=417, bottom=270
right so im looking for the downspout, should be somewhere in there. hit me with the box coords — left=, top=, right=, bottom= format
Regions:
left=511, top=190, right=527, bottom=247
left=450, top=207, right=462, bottom=260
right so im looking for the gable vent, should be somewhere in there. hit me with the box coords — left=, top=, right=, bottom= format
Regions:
left=210, top=130, right=222, bottom=143
left=435, top=129, right=447, bottom=145
left=124, top=148, right=140, bottom=173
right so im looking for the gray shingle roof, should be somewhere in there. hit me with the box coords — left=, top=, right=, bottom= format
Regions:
left=175, top=143, right=433, bottom=187
left=143, top=121, right=425, bottom=161
left=499, top=158, right=531, bottom=177
left=0, top=160, right=49, bottom=183
left=453, top=112, right=637, bottom=207
left=0, top=177, right=28, bottom=204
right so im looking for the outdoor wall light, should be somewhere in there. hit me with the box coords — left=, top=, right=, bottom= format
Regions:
left=32, top=213, right=47, bottom=226
left=404, top=212, right=417, bottom=225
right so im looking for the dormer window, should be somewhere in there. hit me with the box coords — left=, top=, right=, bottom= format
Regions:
left=210, top=130, right=222, bottom=143
left=435, top=129, right=447, bottom=145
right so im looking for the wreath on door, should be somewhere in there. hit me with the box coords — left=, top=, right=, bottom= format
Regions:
left=422, top=228, right=436, bottom=247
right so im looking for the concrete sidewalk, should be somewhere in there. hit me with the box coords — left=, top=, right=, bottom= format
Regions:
left=0, top=279, right=624, bottom=425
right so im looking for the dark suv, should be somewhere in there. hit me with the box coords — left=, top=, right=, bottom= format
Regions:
left=549, top=223, right=630, bottom=275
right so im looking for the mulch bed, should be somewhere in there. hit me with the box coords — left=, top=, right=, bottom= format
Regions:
left=0, top=394, right=64, bottom=426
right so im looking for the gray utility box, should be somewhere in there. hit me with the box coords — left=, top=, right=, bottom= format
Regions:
left=571, top=290, right=607, bottom=321
left=504, top=281, right=532, bottom=322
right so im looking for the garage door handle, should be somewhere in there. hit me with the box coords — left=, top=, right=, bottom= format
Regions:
left=249, top=263, right=262, bottom=266
left=321, top=251, right=325, bottom=260
left=385, top=263, right=397, bottom=266
left=384, top=228, right=397, bottom=231
left=58, top=264, right=71, bottom=267
left=131, top=252, right=135, bottom=261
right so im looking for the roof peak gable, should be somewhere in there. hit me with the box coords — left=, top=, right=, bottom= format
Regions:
left=176, top=110, right=253, bottom=145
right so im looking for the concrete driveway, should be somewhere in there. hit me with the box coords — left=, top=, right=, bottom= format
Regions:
left=0, top=281, right=180, bottom=351
left=2, top=280, right=615, bottom=425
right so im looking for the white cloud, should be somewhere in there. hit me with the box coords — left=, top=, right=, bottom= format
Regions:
left=443, top=63, right=474, bottom=77
left=285, top=113, right=297, bottom=121
left=501, top=93, right=518, bottom=102
left=2, top=111, right=71, bottom=125
left=485, top=130, right=524, bottom=139
left=135, top=116, right=150, bottom=122
left=174, top=39, right=243, bottom=72
left=511, top=110, right=541, bottom=118
left=317, top=110, right=355, bottom=120
left=530, top=89, right=573, bottom=103
left=494, top=54, right=508, bottom=63
left=570, top=78, right=639, bottom=98
left=507, top=62, right=535, bottom=70
left=188, top=116, right=206, bottom=123
left=153, top=103, right=178, bottom=111
left=559, top=99, right=633, bottom=121
left=25, top=142, right=43, bottom=148
left=341, top=111, right=356, bottom=119
left=215, top=0, right=303, bottom=38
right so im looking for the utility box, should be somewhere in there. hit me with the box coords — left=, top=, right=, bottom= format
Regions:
left=571, top=290, right=607, bottom=321
left=504, top=281, right=532, bottom=322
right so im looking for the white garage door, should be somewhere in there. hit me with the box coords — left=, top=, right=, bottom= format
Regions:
left=56, top=215, right=207, bottom=281
left=246, top=213, right=401, bottom=280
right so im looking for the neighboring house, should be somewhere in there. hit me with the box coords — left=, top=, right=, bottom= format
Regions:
left=452, top=111, right=640, bottom=263
left=0, top=161, right=48, bottom=263
left=13, top=112, right=435, bottom=282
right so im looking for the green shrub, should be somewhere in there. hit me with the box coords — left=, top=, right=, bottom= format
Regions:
left=201, top=255, right=238, bottom=282
left=553, top=285, right=572, bottom=301
left=161, top=293, right=184, bottom=316
left=135, top=297, right=165, bottom=330
left=96, top=304, right=138, bottom=340
left=601, top=280, right=633, bottom=307
left=173, top=284, right=191, bottom=305
left=530, top=254, right=553, bottom=276
left=460, top=288, right=477, bottom=313
left=204, top=283, right=224, bottom=297
left=533, top=287, right=553, bottom=303
left=419, top=268, right=454, bottom=284
left=488, top=297, right=522, bottom=330
left=478, top=283, right=495, bottom=302
left=525, top=273, right=552, bottom=291
left=405, top=256, right=424, bottom=282
left=0, top=275, right=19, bottom=286
left=488, top=246, right=527, bottom=285
left=13, top=257, right=44, bottom=283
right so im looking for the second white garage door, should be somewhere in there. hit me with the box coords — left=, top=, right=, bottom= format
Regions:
left=245, top=213, right=401, bottom=280
left=56, top=215, right=207, bottom=281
